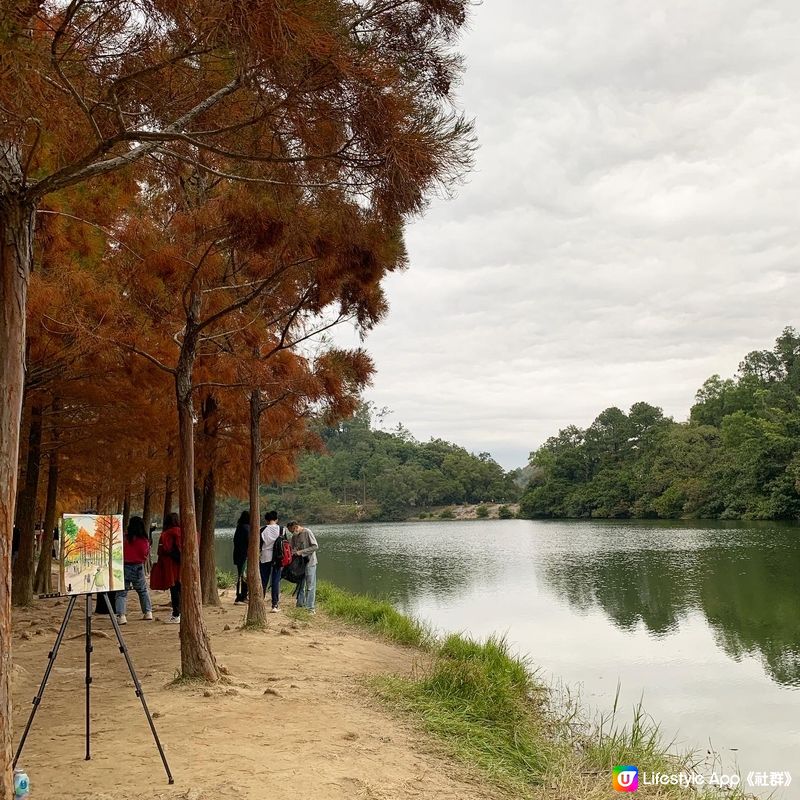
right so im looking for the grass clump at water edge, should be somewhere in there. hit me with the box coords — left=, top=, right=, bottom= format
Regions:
left=318, top=581, right=749, bottom=799
left=316, top=581, right=431, bottom=647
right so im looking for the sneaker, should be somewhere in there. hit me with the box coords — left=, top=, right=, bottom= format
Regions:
left=117, top=615, right=127, bottom=625
left=271, top=606, right=280, bottom=613
left=233, top=599, right=244, bottom=605
left=165, top=615, right=181, bottom=624
left=142, top=611, right=153, bottom=621
left=308, top=609, right=316, bottom=615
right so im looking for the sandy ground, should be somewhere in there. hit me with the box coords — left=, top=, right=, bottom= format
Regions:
left=10, top=588, right=502, bottom=800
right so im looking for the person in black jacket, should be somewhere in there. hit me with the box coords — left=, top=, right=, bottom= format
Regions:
left=233, top=511, right=250, bottom=604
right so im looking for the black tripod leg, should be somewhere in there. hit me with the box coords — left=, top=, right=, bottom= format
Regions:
left=102, top=593, right=174, bottom=784
left=14, top=594, right=78, bottom=767
left=85, top=593, right=92, bottom=760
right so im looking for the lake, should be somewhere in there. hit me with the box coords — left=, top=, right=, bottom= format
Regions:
left=214, top=518, right=800, bottom=795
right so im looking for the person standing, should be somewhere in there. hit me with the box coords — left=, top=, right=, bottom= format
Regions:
left=233, top=510, right=249, bottom=604
left=288, top=521, right=319, bottom=613
left=259, top=510, right=283, bottom=612
left=151, top=512, right=182, bottom=623
left=115, top=516, right=153, bottom=624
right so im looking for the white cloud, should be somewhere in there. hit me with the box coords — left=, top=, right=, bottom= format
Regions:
left=356, top=0, right=800, bottom=468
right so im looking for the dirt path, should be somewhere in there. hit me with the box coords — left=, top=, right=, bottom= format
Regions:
left=11, top=589, right=501, bottom=800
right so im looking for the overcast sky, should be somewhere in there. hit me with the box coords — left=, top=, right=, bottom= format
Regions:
left=340, top=0, right=800, bottom=469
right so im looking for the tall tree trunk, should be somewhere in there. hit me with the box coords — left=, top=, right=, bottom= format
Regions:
left=175, top=331, right=219, bottom=681
left=12, top=403, right=42, bottom=606
left=142, top=480, right=153, bottom=572
left=0, top=145, right=35, bottom=800
left=200, top=469, right=219, bottom=606
left=142, top=481, right=153, bottom=532
left=193, top=480, right=204, bottom=532
left=34, top=439, right=59, bottom=594
left=162, top=472, right=173, bottom=526
left=122, top=485, right=131, bottom=533
left=246, top=390, right=267, bottom=626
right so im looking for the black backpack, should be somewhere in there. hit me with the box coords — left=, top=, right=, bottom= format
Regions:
left=281, top=554, right=307, bottom=584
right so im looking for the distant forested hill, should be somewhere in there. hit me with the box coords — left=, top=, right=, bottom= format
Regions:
left=519, top=326, right=800, bottom=520
left=217, top=405, right=520, bottom=523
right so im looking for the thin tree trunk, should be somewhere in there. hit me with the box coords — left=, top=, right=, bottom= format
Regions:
left=0, top=146, right=35, bottom=800
left=122, top=485, right=131, bottom=533
left=200, top=469, right=219, bottom=606
left=34, top=442, right=58, bottom=594
left=246, top=390, right=267, bottom=626
left=142, top=481, right=153, bottom=532
left=162, top=472, right=173, bottom=526
left=142, top=480, right=153, bottom=572
left=175, top=331, right=219, bottom=681
left=12, top=403, right=43, bottom=606
left=194, top=480, right=204, bottom=533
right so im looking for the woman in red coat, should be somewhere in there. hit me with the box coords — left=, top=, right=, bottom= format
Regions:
left=150, top=512, right=182, bottom=624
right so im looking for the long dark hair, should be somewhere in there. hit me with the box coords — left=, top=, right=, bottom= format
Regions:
left=164, top=512, right=180, bottom=530
left=126, top=516, right=147, bottom=543
left=237, top=510, right=250, bottom=526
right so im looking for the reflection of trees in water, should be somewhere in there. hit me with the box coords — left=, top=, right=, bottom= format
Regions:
left=541, top=552, right=691, bottom=637
left=322, top=548, right=479, bottom=609
left=539, top=534, right=800, bottom=687
left=697, top=543, right=800, bottom=687
left=213, top=529, right=478, bottom=609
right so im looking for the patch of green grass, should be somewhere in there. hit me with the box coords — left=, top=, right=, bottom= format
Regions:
left=317, top=581, right=431, bottom=648
left=374, top=634, right=552, bottom=795
left=216, top=569, right=236, bottom=589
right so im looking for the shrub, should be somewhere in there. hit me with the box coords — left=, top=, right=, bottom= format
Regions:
left=438, top=508, right=455, bottom=519
left=498, top=505, right=514, bottom=519
left=475, top=504, right=489, bottom=518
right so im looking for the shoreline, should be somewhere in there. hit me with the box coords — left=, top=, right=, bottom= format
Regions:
left=10, top=582, right=752, bottom=800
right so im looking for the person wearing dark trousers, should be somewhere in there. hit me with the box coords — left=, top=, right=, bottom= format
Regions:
left=169, top=582, right=181, bottom=621
left=259, top=510, right=282, bottom=612
left=150, top=512, right=182, bottom=624
left=233, top=510, right=249, bottom=604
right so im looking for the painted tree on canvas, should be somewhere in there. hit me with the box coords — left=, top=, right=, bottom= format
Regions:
left=94, top=516, right=121, bottom=589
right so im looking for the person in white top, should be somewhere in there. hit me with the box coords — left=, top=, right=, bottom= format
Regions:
left=259, top=510, right=283, bottom=611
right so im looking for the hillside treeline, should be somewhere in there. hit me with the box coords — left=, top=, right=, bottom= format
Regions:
left=220, top=406, right=520, bottom=522
left=520, top=327, right=800, bottom=520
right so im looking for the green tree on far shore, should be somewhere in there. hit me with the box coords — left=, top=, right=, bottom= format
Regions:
left=520, top=326, right=800, bottom=521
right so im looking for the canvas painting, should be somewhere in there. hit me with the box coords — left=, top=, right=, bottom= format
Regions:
left=59, top=514, right=125, bottom=595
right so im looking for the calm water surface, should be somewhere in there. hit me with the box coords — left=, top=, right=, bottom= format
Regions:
left=215, top=519, right=800, bottom=795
